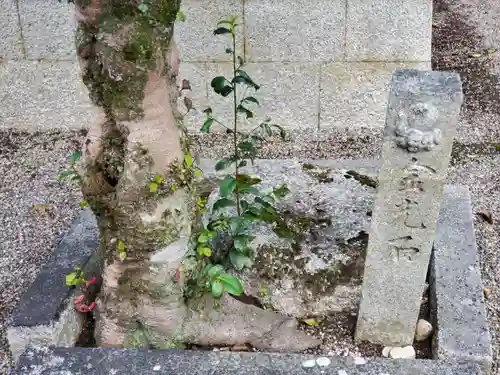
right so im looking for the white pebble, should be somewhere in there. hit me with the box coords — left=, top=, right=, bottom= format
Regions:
left=316, top=357, right=331, bottom=367
left=302, top=359, right=316, bottom=368
left=354, top=357, right=366, bottom=365
left=389, top=346, right=416, bottom=359
left=415, top=319, right=433, bottom=341
left=382, top=347, right=392, bottom=358
left=153, top=364, right=161, bottom=371
left=338, top=370, right=348, bottom=375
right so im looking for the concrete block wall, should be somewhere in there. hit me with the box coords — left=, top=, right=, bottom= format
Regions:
left=0, top=0, right=432, bottom=132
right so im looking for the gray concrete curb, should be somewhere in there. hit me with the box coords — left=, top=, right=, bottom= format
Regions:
left=12, top=347, right=481, bottom=375
left=431, top=186, right=493, bottom=374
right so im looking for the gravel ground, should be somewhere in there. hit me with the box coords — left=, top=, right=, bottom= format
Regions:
left=1, top=0, right=500, bottom=374
left=0, top=129, right=84, bottom=374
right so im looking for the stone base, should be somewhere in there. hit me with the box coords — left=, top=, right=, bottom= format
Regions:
left=11, top=347, right=480, bottom=375
left=6, top=159, right=492, bottom=374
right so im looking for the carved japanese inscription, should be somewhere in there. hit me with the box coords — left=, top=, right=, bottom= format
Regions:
left=355, top=69, right=463, bottom=347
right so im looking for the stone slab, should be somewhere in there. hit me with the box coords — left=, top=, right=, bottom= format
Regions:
left=355, top=69, right=463, bottom=346
left=320, top=62, right=431, bottom=129
left=0, top=0, right=24, bottom=59
left=18, top=0, right=76, bottom=60
left=244, top=0, right=345, bottom=62
left=431, top=185, right=493, bottom=374
left=7, top=208, right=100, bottom=361
left=0, top=60, right=95, bottom=130
left=11, top=347, right=481, bottom=375
left=345, top=0, right=432, bottom=61
left=174, top=0, right=244, bottom=63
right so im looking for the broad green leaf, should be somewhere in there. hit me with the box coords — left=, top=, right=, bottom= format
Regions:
left=239, top=200, right=249, bottom=212
left=184, top=153, right=193, bottom=168
left=201, top=118, right=213, bottom=133
left=220, top=176, right=237, bottom=197
left=225, top=48, right=233, bottom=54
left=149, top=182, right=159, bottom=193
left=237, top=141, right=256, bottom=154
left=255, top=196, right=272, bottom=208
left=238, top=160, right=248, bottom=168
left=236, top=174, right=262, bottom=186
left=195, top=170, right=202, bottom=177
left=234, top=235, right=249, bottom=250
left=119, top=251, right=127, bottom=261
left=234, top=69, right=260, bottom=90
left=71, top=151, right=82, bottom=163
left=229, top=249, right=253, bottom=271
left=273, top=184, right=291, bottom=199
left=239, top=186, right=260, bottom=196
left=216, top=273, right=244, bottom=296
left=237, top=105, right=253, bottom=119
left=79, top=200, right=88, bottom=209
left=211, top=76, right=229, bottom=90
left=65, top=272, right=77, bottom=286
left=214, top=27, right=232, bottom=35
left=211, top=280, right=224, bottom=299
left=197, top=246, right=212, bottom=257
left=262, top=123, right=273, bottom=137
left=208, top=264, right=224, bottom=279
left=271, top=124, right=287, bottom=140
left=213, top=198, right=236, bottom=211
left=117, top=240, right=127, bottom=252
left=243, top=96, right=260, bottom=106
left=154, top=175, right=164, bottom=184
left=197, top=232, right=209, bottom=243
left=58, top=170, right=75, bottom=180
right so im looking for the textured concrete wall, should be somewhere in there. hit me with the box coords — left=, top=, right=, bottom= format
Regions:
left=0, top=0, right=432, bottom=132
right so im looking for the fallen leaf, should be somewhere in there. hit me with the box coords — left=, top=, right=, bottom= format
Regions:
left=477, top=211, right=493, bottom=224
left=469, top=52, right=483, bottom=58
left=487, top=48, right=498, bottom=55
left=484, top=287, right=491, bottom=298
left=181, top=79, right=191, bottom=91
left=302, top=318, right=322, bottom=326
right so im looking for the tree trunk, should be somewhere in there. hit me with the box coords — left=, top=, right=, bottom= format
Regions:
left=74, top=0, right=320, bottom=351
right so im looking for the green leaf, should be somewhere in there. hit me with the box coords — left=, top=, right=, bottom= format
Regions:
left=236, top=174, right=262, bottom=186
left=79, top=200, right=88, bottom=209
left=214, top=27, right=232, bottom=35
left=273, top=184, right=291, bottom=199
left=234, top=235, right=250, bottom=250
left=149, top=182, right=159, bottom=193
left=234, top=70, right=260, bottom=90
left=184, top=153, right=193, bottom=168
left=208, top=264, right=224, bottom=279
left=230, top=249, right=253, bottom=271
left=238, top=160, right=247, bottom=168
left=255, top=196, right=272, bottom=208
left=243, top=96, right=260, bottom=106
left=239, top=186, right=260, bottom=196
left=217, top=18, right=236, bottom=27
left=215, top=157, right=235, bottom=171
left=117, top=240, right=127, bottom=252
left=201, top=118, right=213, bottom=133
left=225, top=48, right=233, bottom=54
left=58, top=170, right=75, bottom=180
left=65, top=272, right=77, bottom=286
left=197, top=231, right=209, bottom=243
left=203, top=107, right=213, bottom=115
left=211, top=76, right=233, bottom=97
left=211, top=280, right=224, bottom=299
left=239, top=200, right=249, bottom=212
left=220, top=176, right=237, bottom=197
left=71, top=151, right=82, bottom=163
left=216, top=273, right=244, bottom=296
left=119, top=251, right=127, bottom=261
left=213, top=198, right=236, bottom=211
left=197, top=246, right=212, bottom=257
left=236, top=105, right=254, bottom=119
left=154, top=175, right=164, bottom=184
left=176, top=10, right=186, bottom=22
left=271, top=124, right=287, bottom=140
left=303, top=318, right=322, bottom=326
left=138, top=2, right=149, bottom=13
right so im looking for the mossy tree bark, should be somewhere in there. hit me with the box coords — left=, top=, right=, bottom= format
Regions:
left=73, top=0, right=321, bottom=351
left=74, top=0, right=192, bottom=347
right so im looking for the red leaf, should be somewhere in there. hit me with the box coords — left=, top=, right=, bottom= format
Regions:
left=88, top=302, right=97, bottom=311
left=85, top=276, right=97, bottom=287
left=74, top=295, right=85, bottom=304
left=76, top=304, right=90, bottom=313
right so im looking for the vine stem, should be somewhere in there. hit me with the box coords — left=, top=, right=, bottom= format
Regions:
left=232, top=30, right=241, bottom=216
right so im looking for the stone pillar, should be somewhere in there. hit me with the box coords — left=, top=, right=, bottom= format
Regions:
left=355, top=69, right=463, bottom=346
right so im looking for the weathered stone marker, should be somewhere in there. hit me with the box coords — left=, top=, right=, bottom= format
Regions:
left=355, top=69, right=463, bottom=346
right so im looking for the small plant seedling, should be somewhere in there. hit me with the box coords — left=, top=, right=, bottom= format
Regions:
left=58, top=151, right=82, bottom=182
